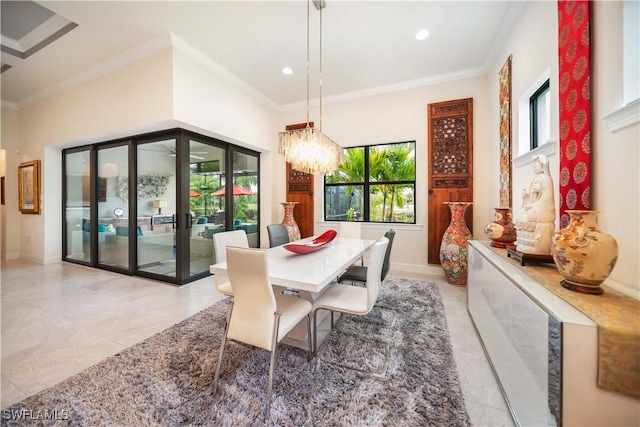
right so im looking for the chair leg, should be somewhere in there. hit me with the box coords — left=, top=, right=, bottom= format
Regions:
left=265, top=312, right=282, bottom=420
left=213, top=302, right=233, bottom=394
left=312, top=309, right=318, bottom=356
left=330, top=311, right=334, bottom=330
left=305, top=314, right=313, bottom=361
left=223, top=298, right=233, bottom=328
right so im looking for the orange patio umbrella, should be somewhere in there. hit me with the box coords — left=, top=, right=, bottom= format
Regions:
left=189, top=189, right=201, bottom=197
left=211, top=184, right=254, bottom=196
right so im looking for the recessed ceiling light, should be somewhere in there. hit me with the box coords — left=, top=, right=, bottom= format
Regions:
left=415, top=29, right=430, bottom=41
left=282, top=67, right=293, bottom=75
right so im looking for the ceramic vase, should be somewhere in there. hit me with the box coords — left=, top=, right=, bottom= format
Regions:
left=550, top=210, right=618, bottom=294
left=484, top=207, right=517, bottom=248
left=440, top=202, right=473, bottom=286
left=281, top=201, right=301, bottom=241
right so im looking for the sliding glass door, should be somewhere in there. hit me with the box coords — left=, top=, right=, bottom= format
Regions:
left=97, top=144, right=130, bottom=269
left=136, top=138, right=177, bottom=280
left=62, top=129, right=260, bottom=285
left=63, top=149, right=91, bottom=263
left=187, top=139, right=224, bottom=277
left=230, top=149, right=259, bottom=249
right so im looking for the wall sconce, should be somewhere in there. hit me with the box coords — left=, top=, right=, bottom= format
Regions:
left=152, top=200, right=167, bottom=215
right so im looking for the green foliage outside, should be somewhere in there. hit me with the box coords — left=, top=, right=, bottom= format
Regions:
left=326, top=143, right=415, bottom=223
left=188, top=173, right=258, bottom=223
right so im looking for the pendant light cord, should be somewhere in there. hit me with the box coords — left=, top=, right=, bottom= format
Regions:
left=319, top=3, right=323, bottom=132
left=306, top=0, right=311, bottom=127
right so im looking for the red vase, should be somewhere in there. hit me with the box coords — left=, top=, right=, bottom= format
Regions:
left=484, top=207, right=517, bottom=248
left=439, top=202, right=473, bottom=286
left=281, top=202, right=301, bottom=241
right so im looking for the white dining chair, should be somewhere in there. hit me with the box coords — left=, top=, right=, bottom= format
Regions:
left=339, top=221, right=363, bottom=265
left=212, top=230, right=248, bottom=297
left=213, top=246, right=313, bottom=419
left=312, top=236, right=389, bottom=355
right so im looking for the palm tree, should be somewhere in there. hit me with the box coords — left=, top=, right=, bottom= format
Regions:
left=369, top=143, right=415, bottom=221
left=381, top=144, right=415, bottom=221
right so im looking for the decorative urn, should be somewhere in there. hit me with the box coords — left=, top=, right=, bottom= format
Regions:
left=484, top=207, right=517, bottom=248
left=550, top=210, right=618, bottom=294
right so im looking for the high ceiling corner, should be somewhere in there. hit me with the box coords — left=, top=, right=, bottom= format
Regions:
left=1, top=0, right=77, bottom=60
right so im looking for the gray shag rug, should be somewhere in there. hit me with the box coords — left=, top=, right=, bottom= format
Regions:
left=2, top=278, right=470, bottom=427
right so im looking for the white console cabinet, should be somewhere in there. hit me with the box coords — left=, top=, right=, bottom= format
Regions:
left=467, top=240, right=639, bottom=426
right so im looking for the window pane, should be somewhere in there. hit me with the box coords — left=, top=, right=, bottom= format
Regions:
left=369, top=143, right=415, bottom=183
left=65, top=150, right=91, bottom=262
left=370, top=184, right=415, bottom=222
left=530, top=80, right=550, bottom=149
left=232, top=151, right=259, bottom=248
left=98, top=145, right=129, bottom=268
left=536, top=89, right=550, bottom=145
left=189, top=144, right=226, bottom=223
left=324, top=141, right=415, bottom=224
left=137, top=139, right=176, bottom=278
left=325, top=185, right=363, bottom=221
left=325, top=147, right=364, bottom=184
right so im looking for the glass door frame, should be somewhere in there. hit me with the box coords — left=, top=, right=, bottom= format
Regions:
left=62, top=128, right=260, bottom=285
left=61, top=146, right=93, bottom=267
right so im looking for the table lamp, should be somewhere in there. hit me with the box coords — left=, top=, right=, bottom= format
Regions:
left=152, top=200, right=167, bottom=215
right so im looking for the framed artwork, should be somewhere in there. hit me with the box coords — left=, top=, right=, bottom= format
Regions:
left=18, top=160, right=41, bottom=214
left=498, top=55, right=512, bottom=208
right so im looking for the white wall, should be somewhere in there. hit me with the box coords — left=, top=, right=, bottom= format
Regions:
left=486, top=0, right=638, bottom=297
left=0, top=107, right=22, bottom=260
left=590, top=1, right=639, bottom=297
left=279, top=75, right=490, bottom=275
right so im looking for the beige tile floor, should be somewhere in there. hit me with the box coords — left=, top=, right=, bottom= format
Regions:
left=1, top=259, right=514, bottom=426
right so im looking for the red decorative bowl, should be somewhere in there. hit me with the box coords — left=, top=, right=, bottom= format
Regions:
left=283, top=229, right=338, bottom=254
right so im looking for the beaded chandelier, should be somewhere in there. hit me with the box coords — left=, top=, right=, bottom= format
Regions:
left=278, top=0, right=342, bottom=175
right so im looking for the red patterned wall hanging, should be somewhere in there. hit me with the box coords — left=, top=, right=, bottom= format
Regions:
left=557, top=0, right=592, bottom=228
left=499, top=55, right=512, bottom=208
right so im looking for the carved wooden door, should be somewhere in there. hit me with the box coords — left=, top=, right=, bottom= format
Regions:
left=286, top=163, right=314, bottom=238
left=427, top=98, right=474, bottom=264
left=284, top=123, right=314, bottom=239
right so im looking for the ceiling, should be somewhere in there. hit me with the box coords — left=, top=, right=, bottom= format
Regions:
left=1, top=1, right=520, bottom=109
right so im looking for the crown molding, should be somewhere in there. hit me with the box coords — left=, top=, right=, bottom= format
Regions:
left=278, top=66, right=488, bottom=112
left=15, top=33, right=174, bottom=109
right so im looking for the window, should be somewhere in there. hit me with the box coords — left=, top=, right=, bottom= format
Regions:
left=530, top=79, right=550, bottom=150
left=324, top=141, right=415, bottom=223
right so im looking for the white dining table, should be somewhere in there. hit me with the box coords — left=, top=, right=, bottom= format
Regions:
left=209, top=236, right=376, bottom=345
left=209, top=236, right=376, bottom=293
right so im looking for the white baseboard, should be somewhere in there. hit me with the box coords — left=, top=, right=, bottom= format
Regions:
left=43, top=256, right=62, bottom=265
left=390, top=262, right=445, bottom=279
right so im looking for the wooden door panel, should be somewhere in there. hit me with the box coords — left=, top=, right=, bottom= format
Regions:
left=427, top=98, right=474, bottom=264
left=286, top=163, right=314, bottom=238
left=284, top=123, right=314, bottom=239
